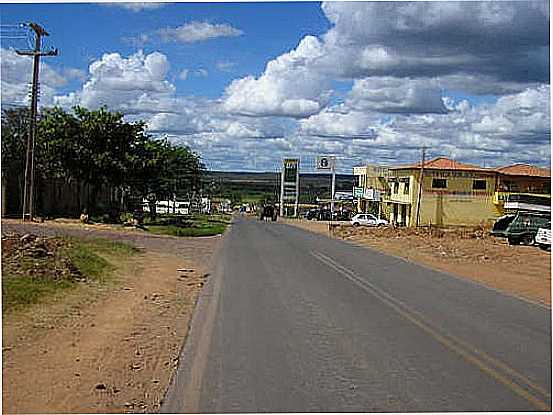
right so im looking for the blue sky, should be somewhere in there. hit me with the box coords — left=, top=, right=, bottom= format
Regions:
left=1, top=1, right=550, bottom=172
left=1, top=2, right=330, bottom=98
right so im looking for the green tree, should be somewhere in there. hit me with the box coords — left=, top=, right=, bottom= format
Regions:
left=1, top=107, right=30, bottom=178
left=2, top=106, right=205, bottom=219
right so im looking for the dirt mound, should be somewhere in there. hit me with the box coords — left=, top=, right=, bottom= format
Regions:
left=2, top=233, right=84, bottom=282
left=335, top=224, right=490, bottom=241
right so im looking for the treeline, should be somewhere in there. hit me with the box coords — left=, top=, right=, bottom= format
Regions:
left=2, top=106, right=204, bottom=219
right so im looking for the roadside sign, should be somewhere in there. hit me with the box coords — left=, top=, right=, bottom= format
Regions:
left=363, top=188, right=381, bottom=201
left=280, top=158, right=300, bottom=216
left=316, top=155, right=335, bottom=171
left=353, top=187, right=364, bottom=198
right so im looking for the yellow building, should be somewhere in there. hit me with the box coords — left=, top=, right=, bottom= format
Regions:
left=386, top=157, right=498, bottom=226
left=494, top=164, right=550, bottom=214
left=354, top=157, right=551, bottom=227
left=352, top=165, right=391, bottom=217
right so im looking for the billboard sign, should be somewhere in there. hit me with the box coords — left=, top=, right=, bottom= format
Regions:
left=281, top=158, right=300, bottom=215
left=363, top=188, right=381, bottom=201
left=316, top=155, right=336, bottom=171
left=283, top=158, right=299, bottom=183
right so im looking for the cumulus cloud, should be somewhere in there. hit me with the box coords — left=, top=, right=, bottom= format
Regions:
left=223, top=1, right=548, bottom=123
left=54, top=50, right=174, bottom=110
left=222, top=36, right=332, bottom=118
left=309, top=86, right=549, bottom=167
left=320, top=1, right=549, bottom=84
left=346, top=77, right=448, bottom=114
left=51, top=49, right=292, bottom=169
left=178, top=69, right=188, bottom=80
left=157, top=21, right=243, bottom=43
left=1, top=48, right=69, bottom=107
left=105, top=2, right=166, bottom=12
left=29, top=2, right=549, bottom=172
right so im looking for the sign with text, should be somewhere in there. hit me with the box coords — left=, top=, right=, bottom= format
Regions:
left=280, top=158, right=300, bottom=216
left=363, top=188, right=380, bottom=201
left=316, top=155, right=336, bottom=171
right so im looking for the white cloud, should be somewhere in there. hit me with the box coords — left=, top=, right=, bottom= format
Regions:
left=121, top=33, right=150, bottom=48
left=54, top=50, right=174, bottom=110
left=157, top=21, right=242, bottom=43
left=346, top=77, right=448, bottom=114
left=222, top=1, right=548, bottom=122
left=319, top=1, right=548, bottom=84
left=222, top=36, right=331, bottom=118
left=193, top=68, right=208, bottom=78
left=293, top=85, right=550, bottom=169
left=62, top=67, right=87, bottom=82
left=216, top=61, right=236, bottom=72
left=1, top=48, right=68, bottom=107
left=178, top=69, right=188, bottom=80
left=106, top=2, right=166, bottom=12
left=25, top=2, right=548, bottom=172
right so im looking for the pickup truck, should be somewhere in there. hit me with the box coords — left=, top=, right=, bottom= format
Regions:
left=535, top=223, right=551, bottom=250
left=505, top=212, right=550, bottom=246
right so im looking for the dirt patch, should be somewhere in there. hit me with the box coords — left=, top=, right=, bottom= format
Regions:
left=284, top=219, right=551, bottom=306
left=3, top=237, right=215, bottom=413
left=2, top=233, right=84, bottom=283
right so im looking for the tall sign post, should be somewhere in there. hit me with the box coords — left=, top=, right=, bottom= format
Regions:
left=316, top=155, right=337, bottom=220
left=280, top=158, right=300, bottom=217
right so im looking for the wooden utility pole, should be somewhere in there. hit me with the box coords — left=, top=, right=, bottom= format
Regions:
left=415, top=146, right=426, bottom=227
left=16, top=22, right=58, bottom=221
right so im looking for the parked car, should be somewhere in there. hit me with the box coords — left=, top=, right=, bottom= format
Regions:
left=334, top=211, right=352, bottom=221
left=505, top=212, right=550, bottom=245
left=490, top=214, right=516, bottom=237
left=350, top=213, right=388, bottom=227
left=535, top=223, right=551, bottom=250
left=318, top=209, right=334, bottom=221
left=304, top=209, right=319, bottom=220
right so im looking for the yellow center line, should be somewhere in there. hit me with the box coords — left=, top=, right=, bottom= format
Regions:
left=311, top=250, right=551, bottom=411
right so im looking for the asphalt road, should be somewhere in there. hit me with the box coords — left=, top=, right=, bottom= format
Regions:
left=163, top=216, right=551, bottom=412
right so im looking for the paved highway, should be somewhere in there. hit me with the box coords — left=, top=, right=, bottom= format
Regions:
left=162, top=216, right=551, bottom=412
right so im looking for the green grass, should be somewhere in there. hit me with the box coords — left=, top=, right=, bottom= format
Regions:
left=76, top=238, right=140, bottom=257
left=2, top=277, right=74, bottom=313
left=65, top=242, right=113, bottom=281
left=145, top=214, right=230, bottom=237
left=2, top=237, right=138, bottom=314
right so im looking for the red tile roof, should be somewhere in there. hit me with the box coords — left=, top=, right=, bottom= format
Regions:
left=496, top=164, right=551, bottom=178
left=391, top=157, right=492, bottom=172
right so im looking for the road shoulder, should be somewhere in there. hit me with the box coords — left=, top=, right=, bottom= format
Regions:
left=2, top=248, right=209, bottom=413
left=282, top=218, right=551, bottom=307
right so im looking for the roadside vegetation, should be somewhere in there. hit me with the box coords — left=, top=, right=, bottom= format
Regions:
left=2, top=233, right=138, bottom=313
left=144, top=214, right=231, bottom=237
left=2, top=106, right=204, bottom=220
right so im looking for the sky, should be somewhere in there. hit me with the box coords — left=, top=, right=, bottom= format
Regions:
left=1, top=1, right=550, bottom=173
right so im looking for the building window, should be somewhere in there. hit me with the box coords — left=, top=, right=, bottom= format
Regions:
left=393, top=181, right=399, bottom=194
left=473, top=180, right=486, bottom=190
left=404, top=180, right=410, bottom=194
left=432, top=178, right=447, bottom=189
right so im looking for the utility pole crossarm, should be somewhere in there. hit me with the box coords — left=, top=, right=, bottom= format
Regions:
left=15, top=49, right=57, bottom=56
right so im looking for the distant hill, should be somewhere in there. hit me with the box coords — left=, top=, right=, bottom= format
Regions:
left=203, top=171, right=354, bottom=203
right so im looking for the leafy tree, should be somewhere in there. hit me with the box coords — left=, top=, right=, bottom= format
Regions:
left=2, top=105, right=205, bottom=219
left=127, top=137, right=204, bottom=220
left=1, top=107, right=30, bottom=179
